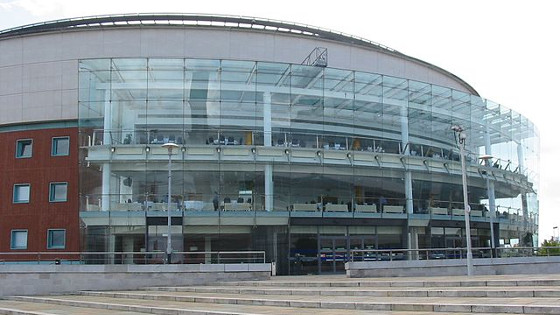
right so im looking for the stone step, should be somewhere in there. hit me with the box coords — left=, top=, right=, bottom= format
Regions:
left=72, top=290, right=560, bottom=314
left=5, top=275, right=560, bottom=314
left=5, top=295, right=490, bottom=315
left=212, top=278, right=560, bottom=288
left=146, top=285, right=560, bottom=298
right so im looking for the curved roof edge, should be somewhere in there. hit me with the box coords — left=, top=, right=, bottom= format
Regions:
left=0, top=13, right=479, bottom=96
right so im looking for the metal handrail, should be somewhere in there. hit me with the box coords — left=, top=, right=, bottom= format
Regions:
left=0, top=250, right=266, bottom=265
left=349, top=246, right=560, bottom=262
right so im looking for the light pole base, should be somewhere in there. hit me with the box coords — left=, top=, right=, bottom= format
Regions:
left=466, top=252, right=474, bottom=276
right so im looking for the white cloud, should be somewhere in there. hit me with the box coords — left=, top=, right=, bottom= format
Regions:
left=0, top=0, right=63, bottom=16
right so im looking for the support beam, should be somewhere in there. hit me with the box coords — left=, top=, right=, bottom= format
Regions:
left=101, top=163, right=111, bottom=211
left=401, top=105, right=413, bottom=214
left=101, top=90, right=112, bottom=212
left=205, top=237, right=212, bottom=264
left=485, top=125, right=497, bottom=251
left=263, top=92, right=272, bottom=146
left=263, top=92, right=273, bottom=211
left=518, top=143, right=529, bottom=233
left=265, top=165, right=273, bottom=212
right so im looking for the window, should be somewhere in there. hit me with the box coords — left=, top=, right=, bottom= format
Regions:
left=11, top=230, right=28, bottom=249
left=13, top=184, right=30, bottom=203
left=16, top=139, right=33, bottom=158
left=47, top=229, right=66, bottom=249
left=49, top=182, right=68, bottom=202
left=52, top=136, right=70, bottom=156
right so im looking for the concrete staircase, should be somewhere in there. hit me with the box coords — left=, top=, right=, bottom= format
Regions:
left=2, top=274, right=560, bottom=314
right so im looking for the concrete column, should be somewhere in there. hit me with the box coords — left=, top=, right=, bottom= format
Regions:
left=103, top=90, right=112, bottom=145
left=263, top=92, right=273, bottom=211
left=485, top=128, right=496, bottom=216
left=404, top=172, right=413, bottom=214
left=122, top=236, right=134, bottom=264
left=485, top=125, right=497, bottom=249
left=517, top=142, right=525, bottom=173
left=273, top=231, right=278, bottom=263
left=265, top=165, right=273, bottom=211
left=408, top=228, right=419, bottom=260
left=102, top=91, right=112, bottom=212
left=518, top=143, right=529, bottom=231
left=101, top=164, right=111, bottom=211
left=107, top=231, right=115, bottom=264
left=401, top=105, right=413, bottom=214
left=205, top=236, right=212, bottom=264
left=263, top=92, right=272, bottom=147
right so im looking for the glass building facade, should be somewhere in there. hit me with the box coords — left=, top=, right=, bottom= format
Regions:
left=78, top=58, right=538, bottom=274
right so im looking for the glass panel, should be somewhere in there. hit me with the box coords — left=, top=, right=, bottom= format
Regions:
left=16, top=139, right=33, bottom=158
left=383, top=76, right=408, bottom=103
left=50, top=183, right=68, bottom=202
left=48, top=229, right=66, bottom=249
left=147, top=59, right=184, bottom=101
left=11, top=230, right=28, bottom=249
left=14, top=184, right=30, bottom=203
left=76, top=58, right=540, bottom=268
left=52, top=137, right=70, bottom=156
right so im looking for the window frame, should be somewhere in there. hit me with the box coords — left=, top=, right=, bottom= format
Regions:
left=13, top=183, right=31, bottom=204
left=10, top=229, right=28, bottom=250
left=51, top=136, right=70, bottom=156
left=47, top=229, right=66, bottom=249
left=49, top=182, right=68, bottom=202
left=15, top=139, right=33, bottom=158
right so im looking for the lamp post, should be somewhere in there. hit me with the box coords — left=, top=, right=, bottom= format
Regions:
left=452, top=125, right=473, bottom=276
left=554, top=226, right=559, bottom=242
left=162, top=142, right=179, bottom=264
left=479, top=154, right=496, bottom=257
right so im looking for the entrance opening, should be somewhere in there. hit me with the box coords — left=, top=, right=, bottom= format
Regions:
left=318, top=235, right=376, bottom=274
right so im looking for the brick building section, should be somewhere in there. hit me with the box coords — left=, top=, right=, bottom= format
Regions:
left=0, top=127, right=79, bottom=255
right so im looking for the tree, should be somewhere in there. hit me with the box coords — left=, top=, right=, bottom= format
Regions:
left=538, top=239, right=560, bottom=256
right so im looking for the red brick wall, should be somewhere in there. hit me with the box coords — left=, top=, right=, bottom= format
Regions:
left=0, top=127, right=79, bottom=254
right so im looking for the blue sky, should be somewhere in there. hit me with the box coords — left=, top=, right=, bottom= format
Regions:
left=1, top=0, right=558, bottom=242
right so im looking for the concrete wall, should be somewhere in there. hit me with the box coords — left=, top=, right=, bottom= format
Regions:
left=346, top=257, right=560, bottom=278
left=0, top=263, right=271, bottom=297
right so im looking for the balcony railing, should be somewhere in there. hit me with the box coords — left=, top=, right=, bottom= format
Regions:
left=83, top=128, right=528, bottom=179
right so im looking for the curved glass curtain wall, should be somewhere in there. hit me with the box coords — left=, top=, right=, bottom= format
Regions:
left=78, top=58, right=539, bottom=235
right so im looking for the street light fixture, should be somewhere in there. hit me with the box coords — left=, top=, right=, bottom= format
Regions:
left=452, top=125, right=473, bottom=276
left=479, top=154, right=496, bottom=257
left=162, top=142, right=179, bottom=264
